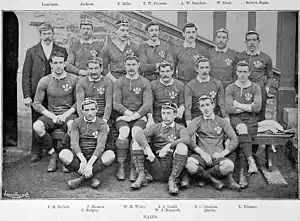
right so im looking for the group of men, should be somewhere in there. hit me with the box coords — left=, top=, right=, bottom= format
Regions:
left=22, top=17, right=273, bottom=195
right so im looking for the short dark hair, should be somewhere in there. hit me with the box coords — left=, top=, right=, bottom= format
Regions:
left=161, top=101, right=178, bottom=113
left=236, top=60, right=251, bottom=71
left=158, top=61, right=173, bottom=72
left=216, top=28, right=229, bottom=38
left=49, top=51, right=67, bottom=63
left=245, top=30, right=260, bottom=41
left=198, top=95, right=214, bottom=105
left=39, top=22, right=54, bottom=34
left=124, top=55, right=140, bottom=63
left=182, top=23, right=198, bottom=33
left=195, top=56, right=210, bottom=68
left=145, top=21, right=160, bottom=32
left=81, top=98, right=98, bottom=110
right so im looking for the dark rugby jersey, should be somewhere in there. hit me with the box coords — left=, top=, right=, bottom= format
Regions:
left=33, top=73, right=78, bottom=115
left=184, top=77, right=227, bottom=121
left=134, top=122, right=189, bottom=154
left=70, top=116, right=108, bottom=157
left=101, top=40, right=139, bottom=79
left=66, top=41, right=104, bottom=75
left=173, top=44, right=210, bottom=83
left=209, top=47, right=239, bottom=87
left=113, top=75, right=152, bottom=117
left=139, top=40, right=174, bottom=79
left=225, top=81, right=262, bottom=115
left=187, top=115, right=238, bottom=156
left=76, top=75, right=113, bottom=120
left=238, top=51, right=273, bottom=88
left=151, top=79, right=184, bottom=122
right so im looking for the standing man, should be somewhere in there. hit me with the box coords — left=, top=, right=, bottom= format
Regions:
left=209, top=28, right=239, bottom=89
left=185, top=57, right=229, bottom=126
left=225, top=61, right=262, bottom=188
left=113, top=55, right=152, bottom=181
left=76, top=55, right=114, bottom=151
left=102, top=19, right=140, bottom=82
left=186, top=95, right=240, bottom=191
left=22, top=22, right=68, bottom=163
left=238, top=30, right=273, bottom=122
left=139, top=21, right=174, bottom=82
left=147, top=62, right=185, bottom=125
left=66, top=19, right=104, bottom=77
left=173, top=23, right=210, bottom=84
left=132, top=102, right=189, bottom=195
left=32, top=52, right=78, bottom=172
left=59, top=98, right=115, bottom=189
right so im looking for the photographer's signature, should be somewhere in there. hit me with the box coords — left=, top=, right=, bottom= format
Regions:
left=3, top=190, right=30, bottom=199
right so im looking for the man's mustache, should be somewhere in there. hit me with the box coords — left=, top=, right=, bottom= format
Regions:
left=152, top=34, right=158, bottom=37
left=122, top=35, right=128, bottom=38
left=128, top=69, right=135, bottom=72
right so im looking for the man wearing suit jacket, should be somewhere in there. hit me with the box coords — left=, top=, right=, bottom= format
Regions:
left=22, top=23, right=68, bottom=163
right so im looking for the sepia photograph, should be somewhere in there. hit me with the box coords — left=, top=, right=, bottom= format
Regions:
left=2, top=10, right=298, bottom=200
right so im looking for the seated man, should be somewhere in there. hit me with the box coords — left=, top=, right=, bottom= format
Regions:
left=147, top=61, right=185, bottom=125
left=185, top=56, right=229, bottom=127
left=131, top=102, right=189, bottom=195
left=32, top=51, right=78, bottom=172
left=59, top=98, right=115, bottom=189
left=113, top=55, right=152, bottom=181
left=76, top=55, right=115, bottom=151
left=186, top=95, right=240, bottom=191
left=225, top=61, right=262, bottom=188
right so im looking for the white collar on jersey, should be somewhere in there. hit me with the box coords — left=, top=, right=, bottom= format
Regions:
left=183, top=41, right=196, bottom=49
left=84, top=116, right=97, bottom=123
left=245, top=48, right=261, bottom=56
left=80, top=38, right=93, bottom=44
left=197, top=75, right=210, bottom=83
left=203, top=113, right=215, bottom=120
left=88, top=75, right=102, bottom=82
left=215, top=46, right=228, bottom=53
left=147, top=39, right=161, bottom=47
left=234, top=79, right=252, bottom=89
left=52, top=71, right=67, bottom=80
left=160, top=78, right=174, bottom=86
left=162, top=121, right=175, bottom=128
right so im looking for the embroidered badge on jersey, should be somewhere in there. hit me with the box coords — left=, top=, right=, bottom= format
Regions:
left=126, top=49, right=134, bottom=56
left=244, top=93, right=253, bottom=101
left=193, top=54, right=200, bottom=62
left=210, top=91, right=217, bottom=99
left=97, top=87, right=105, bottom=95
left=133, top=87, right=141, bottom=94
left=90, top=49, right=98, bottom=57
left=92, top=131, right=98, bottom=138
left=225, top=58, right=233, bottom=66
left=253, top=60, right=263, bottom=68
left=169, top=91, right=177, bottom=99
left=158, top=51, right=166, bottom=59
left=62, top=84, right=72, bottom=92
left=214, top=126, right=222, bottom=135
left=167, top=134, right=177, bottom=142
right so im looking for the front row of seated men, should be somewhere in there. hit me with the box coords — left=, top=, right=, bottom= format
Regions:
left=31, top=51, right=262, bottom=194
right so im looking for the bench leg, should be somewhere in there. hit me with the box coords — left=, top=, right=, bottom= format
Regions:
left=265, top=145, right=273, bottom=172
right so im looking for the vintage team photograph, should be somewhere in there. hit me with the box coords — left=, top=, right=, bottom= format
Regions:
left=2, top=10, right=298, bottom=199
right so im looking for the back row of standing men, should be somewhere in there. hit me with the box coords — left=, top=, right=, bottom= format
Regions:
left=22, top=18, right=273, bottom=194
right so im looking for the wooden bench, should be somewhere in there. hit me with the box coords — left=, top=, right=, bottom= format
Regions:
left=252, top=133, right=295, bottom=172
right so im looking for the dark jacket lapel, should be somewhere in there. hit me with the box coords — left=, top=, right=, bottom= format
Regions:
left=36, top=42, right=46, bottom=61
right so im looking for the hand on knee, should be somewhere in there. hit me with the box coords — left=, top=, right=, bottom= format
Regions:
left=174, top=143, right=188, bottom=155
left=219, top=159, right=234, bottom=175
left=33, top=120, right=46, bottom=137
left=59, top=149, right=74, bottom=165
left=118, top=126, right=130, bottom=140
left=236, top=123, right=248, bottom=135
left=101, top=150, right=115, bottom=166
left=185, top=157, right=199, bottom=174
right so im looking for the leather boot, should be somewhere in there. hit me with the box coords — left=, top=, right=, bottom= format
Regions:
left=211, top=177, right=225, bottom=191
left=168, top=178, right=179, bottom=195
left=180, top=173, right=190, bottom=188
left=62, top=165, right=70, bottom=173
left=47, top=152, right=58, bottom=172
left=197, top=180, right=207, bottom=187
left=67, top=176, right=85, bottom=189
left=227, top=173, right=241, bottom=191
left=131, top=150, right=147, bottom=190
left=145, top=170, right=153, bottom=182
left=29, top=153, right=41, bottom=163
left=117, top=161, right=126, bottom=180
left=247, top=157, right=258, bottom=174
left=129, top=163, right=137, bottom=182
left=116, top=139, right=129, bottom=180
left=239, top=168, right=248, bottom=189
left=90, top=178, right=101, bottom=189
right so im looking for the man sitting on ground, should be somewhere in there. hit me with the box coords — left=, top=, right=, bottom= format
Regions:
left=59, top=98, right=115, bottom=189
